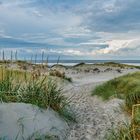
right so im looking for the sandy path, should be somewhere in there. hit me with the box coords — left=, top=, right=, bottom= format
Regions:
left=64, top=70, right=136, bottom=140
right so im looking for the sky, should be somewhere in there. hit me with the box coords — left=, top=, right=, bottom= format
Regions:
left=0, top=0, right=140, bottom=60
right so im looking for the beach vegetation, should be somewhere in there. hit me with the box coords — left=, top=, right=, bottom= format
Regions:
left=0, top=67, right=75, bottom=122
left=92, top=72, right=140, bottom=139
left=92, top=71, right=140, bottom=111
left=49, top=69, right=72, bottom=82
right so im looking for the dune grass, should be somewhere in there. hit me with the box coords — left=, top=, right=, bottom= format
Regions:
left=106, top=112, right=140, bottom=140
left=0, top=67, right=75, bottom=122
left=106, top=122, right=134, bottom=140
left=0, top=66, right=32, bottom=81
left=132, top=105, right=140, bottom=139
left=92, top=72, right=140, bottom=111
left=92, top=72, right=140, bottom=139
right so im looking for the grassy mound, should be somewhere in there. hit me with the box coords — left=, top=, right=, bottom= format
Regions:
left=92, top=72, right=140, bottom=111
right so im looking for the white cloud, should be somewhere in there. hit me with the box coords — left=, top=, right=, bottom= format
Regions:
left=93, top=39, right=138, bottom=54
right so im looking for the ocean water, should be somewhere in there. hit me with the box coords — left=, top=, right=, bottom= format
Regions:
left=37, top=60, right=140, bottom=66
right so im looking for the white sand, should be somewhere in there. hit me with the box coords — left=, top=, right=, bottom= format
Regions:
left=0, top=103, right=68, bottom=139
left=60, top=65, right=139, bottom=140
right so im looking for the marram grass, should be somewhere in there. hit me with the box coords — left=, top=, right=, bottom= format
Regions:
left=106, top=122, right=134, bottom=140
left=106, top=105, right=140, bottom=140
left=92, top=72, right=140, bottom=139
left=0, top=67, right=75, bottom=122
left=92, top=72, right=140, bottom=111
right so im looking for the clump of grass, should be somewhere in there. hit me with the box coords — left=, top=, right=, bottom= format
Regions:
left=0, top=68, right=75, bottom=121
left=106, top=123, right=133, bottom=140
left=92, top=72, right=140, bottom=111
left=106, top=106, right=140, bottom=140
left=132, top=105, right=140, bottom=139
left=21, top=78, right=66, bottom=111
left=49, top=69, right=72, bottom=82
left=93, top=80, right=117, bottom=100
left=49, top=69, right=65, bottom=78
left=125, top=92, right=140, bottom=111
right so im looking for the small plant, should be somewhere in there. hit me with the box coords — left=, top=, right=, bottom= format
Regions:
left=49, top=69, right=72, bottom=82
left=49, top=70, right=65, bottom=78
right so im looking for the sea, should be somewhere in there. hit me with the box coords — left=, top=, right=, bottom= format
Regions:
left=35, top=60, right=140, bottom=66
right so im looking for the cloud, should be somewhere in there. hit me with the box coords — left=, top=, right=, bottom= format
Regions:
left=0, top=0, right=83, bottom=38
left=94, top=39, right=134, bottom=54
left=84, top=0, right=140, bottom=33
left=0, top=0, right=140, bottom=59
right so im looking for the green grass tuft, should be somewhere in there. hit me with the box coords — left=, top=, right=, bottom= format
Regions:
left=92, top=72, right=140, bottom=111
left=93, top=80, right=117, bottom=100
left=106, top=122, right=134, bottom=140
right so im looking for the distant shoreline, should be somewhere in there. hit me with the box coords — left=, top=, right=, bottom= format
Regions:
left=33, top=59, right=140, bottom=66
left=48, top=62, right=140, bottom=66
